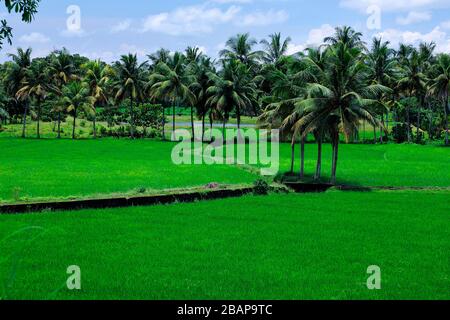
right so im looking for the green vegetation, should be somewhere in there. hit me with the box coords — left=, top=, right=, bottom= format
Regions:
left=0, top=138, right=256, bottom=203
left=1, top=190, right=449, bottom=300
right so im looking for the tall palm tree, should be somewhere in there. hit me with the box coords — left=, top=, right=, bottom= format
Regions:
left=397, top=48, right=427, bottom=142
left=113, top=54, right=146, bottom=139
left=149, top=52, right=196, bottom=140
left=82, top=60, right=113, bottom=138
left=48, top=49, right=76, bottom=138
left=260, top=33, right=292, bottom=64
left=324, top=26, right=365, bottom=49
left=430, top=54, right=450, bottom=146
left=207, top=59, right=257, bottom=134
left=185, top=46, right=203, bottom=64
left=294, top=42, right=388, bottom=183
left=5, top=47, right=32, bottom=138
left=189, top=56, right=215, bottom=141
left=16, top=59, right=52, bottom=139
left=366, top=37, right=397, bottom=143
left=61, top=81, right=95, bottom=140
left=220, top=33, right=262, bottom=68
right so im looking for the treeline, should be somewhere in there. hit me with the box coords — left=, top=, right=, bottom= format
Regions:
left=0, top=26, right=449, bottom=183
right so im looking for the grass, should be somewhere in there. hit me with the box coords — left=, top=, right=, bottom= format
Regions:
left=0, top=138, right=257, bottom=203
left=0, top=190, right=449, bottom=300
left=262, top=142, right=450, bottom=187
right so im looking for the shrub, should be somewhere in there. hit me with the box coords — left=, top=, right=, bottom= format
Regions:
left=80, top=120, right=86, bottom=127
left=391, top=124, right=410, bottom=143
left=253, top=179, right=269, bottom=195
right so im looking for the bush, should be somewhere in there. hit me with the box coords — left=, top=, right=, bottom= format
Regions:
left=80, top=120, right=86, bottom=127
left=391, top=123, right=410, bottom=143
left=253, top=179, right=269, bottom=195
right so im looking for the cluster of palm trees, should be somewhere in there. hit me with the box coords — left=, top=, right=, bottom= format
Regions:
left=258, top=27, right=449, bottom=183
left=0, top=26, right=449, bottom=183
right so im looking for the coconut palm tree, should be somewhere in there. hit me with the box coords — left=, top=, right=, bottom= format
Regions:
left=324, top=26, right=365, bottom=49
left=189, top=56, right=215, bottom=141
left=82, top=60, right=114, bottom=138
left=294, top=42, right=388, bottom=184
left=260, top=33, right=292, bottom=65
left=16, top=59, right=52, bottom=139
left=397, top=48, right=427, bottom=143
left=149, top=52, right=196, bottom=140
left=48, top=49, right=76, bottom=138
left=430, top=54, right=450, bottom=146
left=207, top=59, right=257, bottom=134
left=185, top=46, right=203, bottom=64
left=366, top=37, right=397, bottom=143
left=5, top=47, right=32, bottom=137
left=220, top=33, right=262, bottom=68
left=61, top=81, right=95, bottom=140
left=113, top=54, right=147, bottom=139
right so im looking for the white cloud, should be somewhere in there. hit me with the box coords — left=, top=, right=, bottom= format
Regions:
left=238, top=10, right=288, bottom=27
left=306, top=24, right=335, bottom=46
left=396, top=11, right=431, bottom=25
left=60, top=28, right=87, bottom=38
left=111, top=19, right=132, bottom=33
left=287, top=24, right=335, bottom=55
left=441, top=20, right=450, bottom=29
left=286, top=43, right=305, bottom=55
left=19, top=32, right=50, bottom=44
left=141, top=5, right=241, bottom=35
left=141, top=4, right=289, bottom=35
left=119, top=44, right=147, bottom=58
left=340, top=0, right=450, bottom=12
left=376, top=27, right=450, bottom=53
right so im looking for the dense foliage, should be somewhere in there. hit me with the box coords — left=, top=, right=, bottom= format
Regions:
left=1, top=26, right=449, bottom=183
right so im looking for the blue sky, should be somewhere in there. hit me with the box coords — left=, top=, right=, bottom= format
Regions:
left=1, top=0, right=450, bottom=62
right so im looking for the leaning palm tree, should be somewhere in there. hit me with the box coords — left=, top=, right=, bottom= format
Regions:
left=16, top=59, right=52, bottom=139
left=61, top=81, right=95, bottom=140
left=149, top=52, right=196, bottom=140
left=113, top=54, right=147, bottom=139
left=260, top=33, right=292, bottom=65
left=5, top=47, right=32, bottom=137
left=82, top=60, right=114, bottom=138
left=430, top=53, right=450, bottom=146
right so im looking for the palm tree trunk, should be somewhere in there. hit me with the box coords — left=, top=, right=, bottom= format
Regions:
left=428, top=101, right=433, bottom=140
left=300, top=137, right=305, bottom=179
left=373, top=125, right=377, bottom=144
left=190, top=104, right=195, bottom=141
left=72, top=108, right=77, bottom=140
left=331, top=132, right=339, bottom=185
left=172, top=100, right=176, bottom=140
left=290, top=138, right=295, bottom=174
left=314, top=133, right=322, bottom=182
left=130, top=95, right=135, bottom=139
left=93, top=106, right=97, bottom=139
left=417, top=101, right=421, bottom=143
left=201, top=115, right=206, bottom=142
left=380, top=114, right=384, bottom=143
left=406, top=103, right=411, bottom=143
left=22, top=101, right=28, bottom=138
left=36, top=98, right=41, bottom=139
left=445, top=93, right=449, bottom=146
left=162, top=105, right=166, bottom=141
left=57, top=111, right=61, bottom=139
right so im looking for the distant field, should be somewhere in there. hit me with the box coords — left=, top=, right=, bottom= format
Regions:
left=1, top=190, right=449, bottom=300
left=0, top=138, right=256, bottom=203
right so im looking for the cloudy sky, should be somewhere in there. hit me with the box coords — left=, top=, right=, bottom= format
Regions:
left=1, top=0, right=450, bottom=62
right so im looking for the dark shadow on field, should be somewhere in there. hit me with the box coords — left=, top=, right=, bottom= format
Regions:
left=276, top=172, right=373, bottom=193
